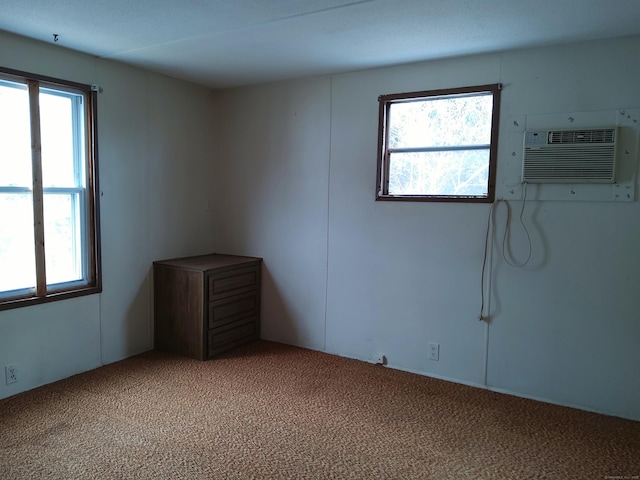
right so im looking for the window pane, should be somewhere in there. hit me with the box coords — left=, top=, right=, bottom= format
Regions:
left=388, top=149, right=490, bottom=196
left=0, top=68, right=100, bottom=310
left=44, top=193, right=82, bottom=286
left=40, top=90, right=83, bottom=188
left=0, top=193, right=36, bottom=292
left=388, top=94, right=493, bottom=149
left=0, top=81, right=32, bottom=187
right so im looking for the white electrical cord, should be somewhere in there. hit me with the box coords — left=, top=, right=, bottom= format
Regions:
left=479, top=182, right=533, bottom=322
left=479, top=202, right=496, bottom=322
left=501, top=182, right=532, bottom=268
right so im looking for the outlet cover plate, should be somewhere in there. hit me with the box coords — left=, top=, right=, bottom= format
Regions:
left=5, top=364, right=19, bottom=384
left=428, top=343, right=440, bottom=361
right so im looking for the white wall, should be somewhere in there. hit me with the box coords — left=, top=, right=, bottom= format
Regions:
left=217, top=36, right=640, bottom=420
left=2, top=30, right=638, bottom=422
left=216, top=80, right=331, bottom=349
left=0, top=32, right=217, bottom=398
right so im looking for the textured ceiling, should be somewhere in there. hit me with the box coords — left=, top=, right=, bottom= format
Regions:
left=1, top=0, right=640, bottom=88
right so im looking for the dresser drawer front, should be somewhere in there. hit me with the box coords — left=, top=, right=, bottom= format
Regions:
left=209, top=291, right=258, bottom=329
left=208, top=316, right=258, bottom=356
left=208, top=265, right=259, bottom=300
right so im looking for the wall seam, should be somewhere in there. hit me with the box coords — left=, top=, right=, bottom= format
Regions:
left=145, top=73, right=153, bottom=352
left=322, top=77, right=333, bottom=352
left=483, top=54, right=504, bottom=386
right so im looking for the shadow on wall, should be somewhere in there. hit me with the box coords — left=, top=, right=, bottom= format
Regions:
left=260, top=262, right=300, bottom=346
left=125, top=268, right=153, bottom=357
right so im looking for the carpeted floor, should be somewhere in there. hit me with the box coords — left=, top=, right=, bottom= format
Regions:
left=1, top=340, right=638, bottom=479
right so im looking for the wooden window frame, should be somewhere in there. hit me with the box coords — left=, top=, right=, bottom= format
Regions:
left=0, top=66, right=101, bottom=311
left=376, top=83, right=501, bottom=203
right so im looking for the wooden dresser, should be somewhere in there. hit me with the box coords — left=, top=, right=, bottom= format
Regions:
left=153, top=253, right=261, bottom=360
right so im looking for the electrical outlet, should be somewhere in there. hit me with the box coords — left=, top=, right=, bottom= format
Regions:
left=428, top=343, right=440, bottom=361
left=5, top=364, right=19, bottom=384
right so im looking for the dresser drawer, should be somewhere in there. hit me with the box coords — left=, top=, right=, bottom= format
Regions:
left=208, top=265, right=260, bottom=300
left=209, top=291, right=258, bottom=329
left=208, top=316, right=258, bottom=356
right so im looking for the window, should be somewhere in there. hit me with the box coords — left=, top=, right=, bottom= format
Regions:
left=0, top=67, right=101, bottom=310
left=376, top=83, right=501, bottom=202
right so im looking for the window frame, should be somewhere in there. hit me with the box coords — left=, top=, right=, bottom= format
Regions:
left=376, top=83, right=501, bottom=203
left=0, top=66, right=101, bottom=311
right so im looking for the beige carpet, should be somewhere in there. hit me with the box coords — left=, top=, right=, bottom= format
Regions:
left=1, top=340, right=638, bottom=479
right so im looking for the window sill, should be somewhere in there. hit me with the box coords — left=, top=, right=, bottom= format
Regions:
left=0, top=285, right=102, bottom=312
left=376, top=194, right=494, bottom=203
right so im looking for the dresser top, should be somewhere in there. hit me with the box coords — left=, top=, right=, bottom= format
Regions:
left=153, top=253, right=261, bottom=272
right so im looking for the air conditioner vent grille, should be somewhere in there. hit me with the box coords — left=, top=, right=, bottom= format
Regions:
left=548, top=129, right=615, bottom=144
left=523, top=128, right=617, bottom=183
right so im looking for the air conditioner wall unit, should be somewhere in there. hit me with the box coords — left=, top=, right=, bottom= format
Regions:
left=522, top=127, right=617, bottom=183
